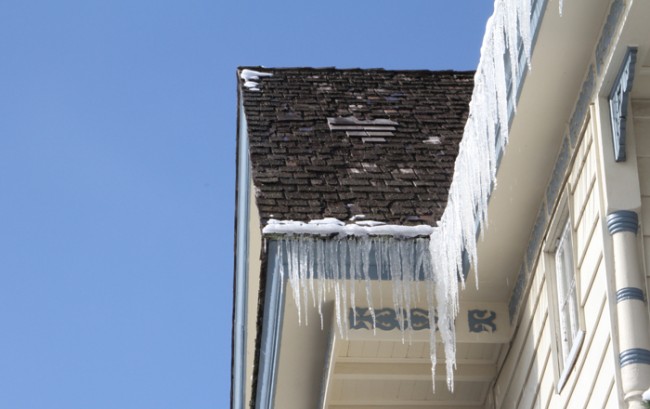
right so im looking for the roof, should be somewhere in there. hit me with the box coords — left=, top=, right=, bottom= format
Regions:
left=238, top=67, right=474, bottom=227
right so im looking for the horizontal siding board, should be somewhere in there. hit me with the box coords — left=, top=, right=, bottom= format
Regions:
left=580, top=252, right=604, bottom=308
left=496, top=282, right=549, bottom=408
left=586, top=341, right=615, bottom=409
left=575, top=194, right=599, bottom=270
left=538, top=347, right=556, bottom=409
left=604, top=375, right=618, bottom=409
left=518, top=334, right=552, bottom=409
left=573, top=141, right=597, bottom=218
left=566, top=318, right=610, bottom=408
left=503, top=314, right=549, bottom=409
left=569, top=125, right=594, bottom=192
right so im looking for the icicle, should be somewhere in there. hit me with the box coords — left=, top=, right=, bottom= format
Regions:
left=316, top=239, right=325, bottom=329
left=388, top=242, right=405, bottom=336
left=288, top=239, right=302, bottom=325
left=339, top=240, right=349, bottom=339
left=360, top=238, right=376, bottom=332
left=330, top=239, right=343, bottom=337
left=265, top=0, right=536, bottom=393
left=299, top=239, right=309, bottom=326
left=349, top=239, right=359, bottom=327
left=375, top=238, right=385, bottom=309
left=401, top=240, right=414, bottom=344
left=519, top=0, right=532, bottom=69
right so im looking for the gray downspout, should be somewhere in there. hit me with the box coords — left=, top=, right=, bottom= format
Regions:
left=233, top=92, right=250, bottom=409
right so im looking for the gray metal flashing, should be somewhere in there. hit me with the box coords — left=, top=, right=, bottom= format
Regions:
left=255, top=241, right=286, bottom=409
left=233, top=96, right=251, bottom=409
left=616, top=287, right=646, bottom=303
left=595, top=0, right=625, bottom=75
left=569, top=65, right=595, bottom=147
left=509, top=264, right=528, bottom=323
left=525, top=202, right=548, bottom=272
left=620, top=348, right=650, bottom=367
left=545, top=135, right=570, bottom=216
left=608, top=47, right=638, bottom=162
left=607, top=210, right=639, bottom=234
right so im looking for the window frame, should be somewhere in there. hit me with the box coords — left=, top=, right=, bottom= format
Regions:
left=544, top=196, right=585, bottom=393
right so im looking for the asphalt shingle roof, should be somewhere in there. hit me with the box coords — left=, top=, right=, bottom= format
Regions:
left=239, top=67, right=474, bottom=227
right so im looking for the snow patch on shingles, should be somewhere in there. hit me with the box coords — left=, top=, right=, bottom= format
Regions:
left=240, top=69, right=273, bottom=92
left=423, top=136, right=441, bottom=144
left=263, top=218, right=433, bottom=237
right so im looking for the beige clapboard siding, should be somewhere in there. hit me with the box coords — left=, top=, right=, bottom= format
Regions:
left=495, top=120, right=616, bottom=408
left=493, top=268, right=549, bottom=408
left=605, top=380, right=618, bottom=409
left=544, top=267, right=609, bottom=409
left=587, top=339, right=615, bottom=409
left=493, top=247, right=548, bottom=405
left=634, top=101, right=650, bottom=282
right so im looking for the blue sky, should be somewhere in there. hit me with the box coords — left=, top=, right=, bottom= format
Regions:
left=0, top=1, right=492, bottom=408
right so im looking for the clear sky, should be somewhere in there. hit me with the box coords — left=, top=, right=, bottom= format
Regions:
left=0, top=1, right=493, bottom=408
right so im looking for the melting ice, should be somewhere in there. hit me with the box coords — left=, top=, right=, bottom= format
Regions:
left=263, top=0, right=536, bottom=393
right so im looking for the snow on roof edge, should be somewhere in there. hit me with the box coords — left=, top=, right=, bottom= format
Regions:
left=262, top=218, right=433, bottom=238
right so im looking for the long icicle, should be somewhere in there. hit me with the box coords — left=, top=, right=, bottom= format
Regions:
left=268, top=0, right=535, bottom=392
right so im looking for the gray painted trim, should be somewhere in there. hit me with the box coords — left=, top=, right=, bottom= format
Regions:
left=273, top=237, right=434, bottom=282
left=350, top=307, right=432, bottom=331
left=595, top=0, right=625, bottom=75
left=620, top=348, right=650, bottom=367
left=616, top=287, right=646, bottom=303
left=607, top=210, right=639, bottom=234
left=608, top=47, right=638, bottom=162
left=509, top=264, right=528, bottom=322
left=525, top=203, right=548, bottom=272
left=255, top=241, right=286, bottom=409
left=556, top=330, right=585, bottom=392
left=569, top=65, right=595, bottom=147
left=233, top=97, right=251, bottom=409
left=545, top=135, right=570, bottom=216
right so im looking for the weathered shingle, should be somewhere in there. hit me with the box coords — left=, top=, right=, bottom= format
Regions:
left=239, top=67, right=474, bottom=226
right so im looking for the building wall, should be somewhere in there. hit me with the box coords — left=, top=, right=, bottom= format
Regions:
left=634, top=101, right=650, bottom=284
left=493, top=117, right=618, bottom=408
left=245, top=186, right=263, bottom=408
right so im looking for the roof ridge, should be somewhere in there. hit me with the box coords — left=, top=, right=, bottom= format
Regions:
left=237, top=66, right=476, bottom=75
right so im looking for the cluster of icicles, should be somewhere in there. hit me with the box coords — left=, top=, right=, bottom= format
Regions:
left=264, top=0, right=535, bottom=393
